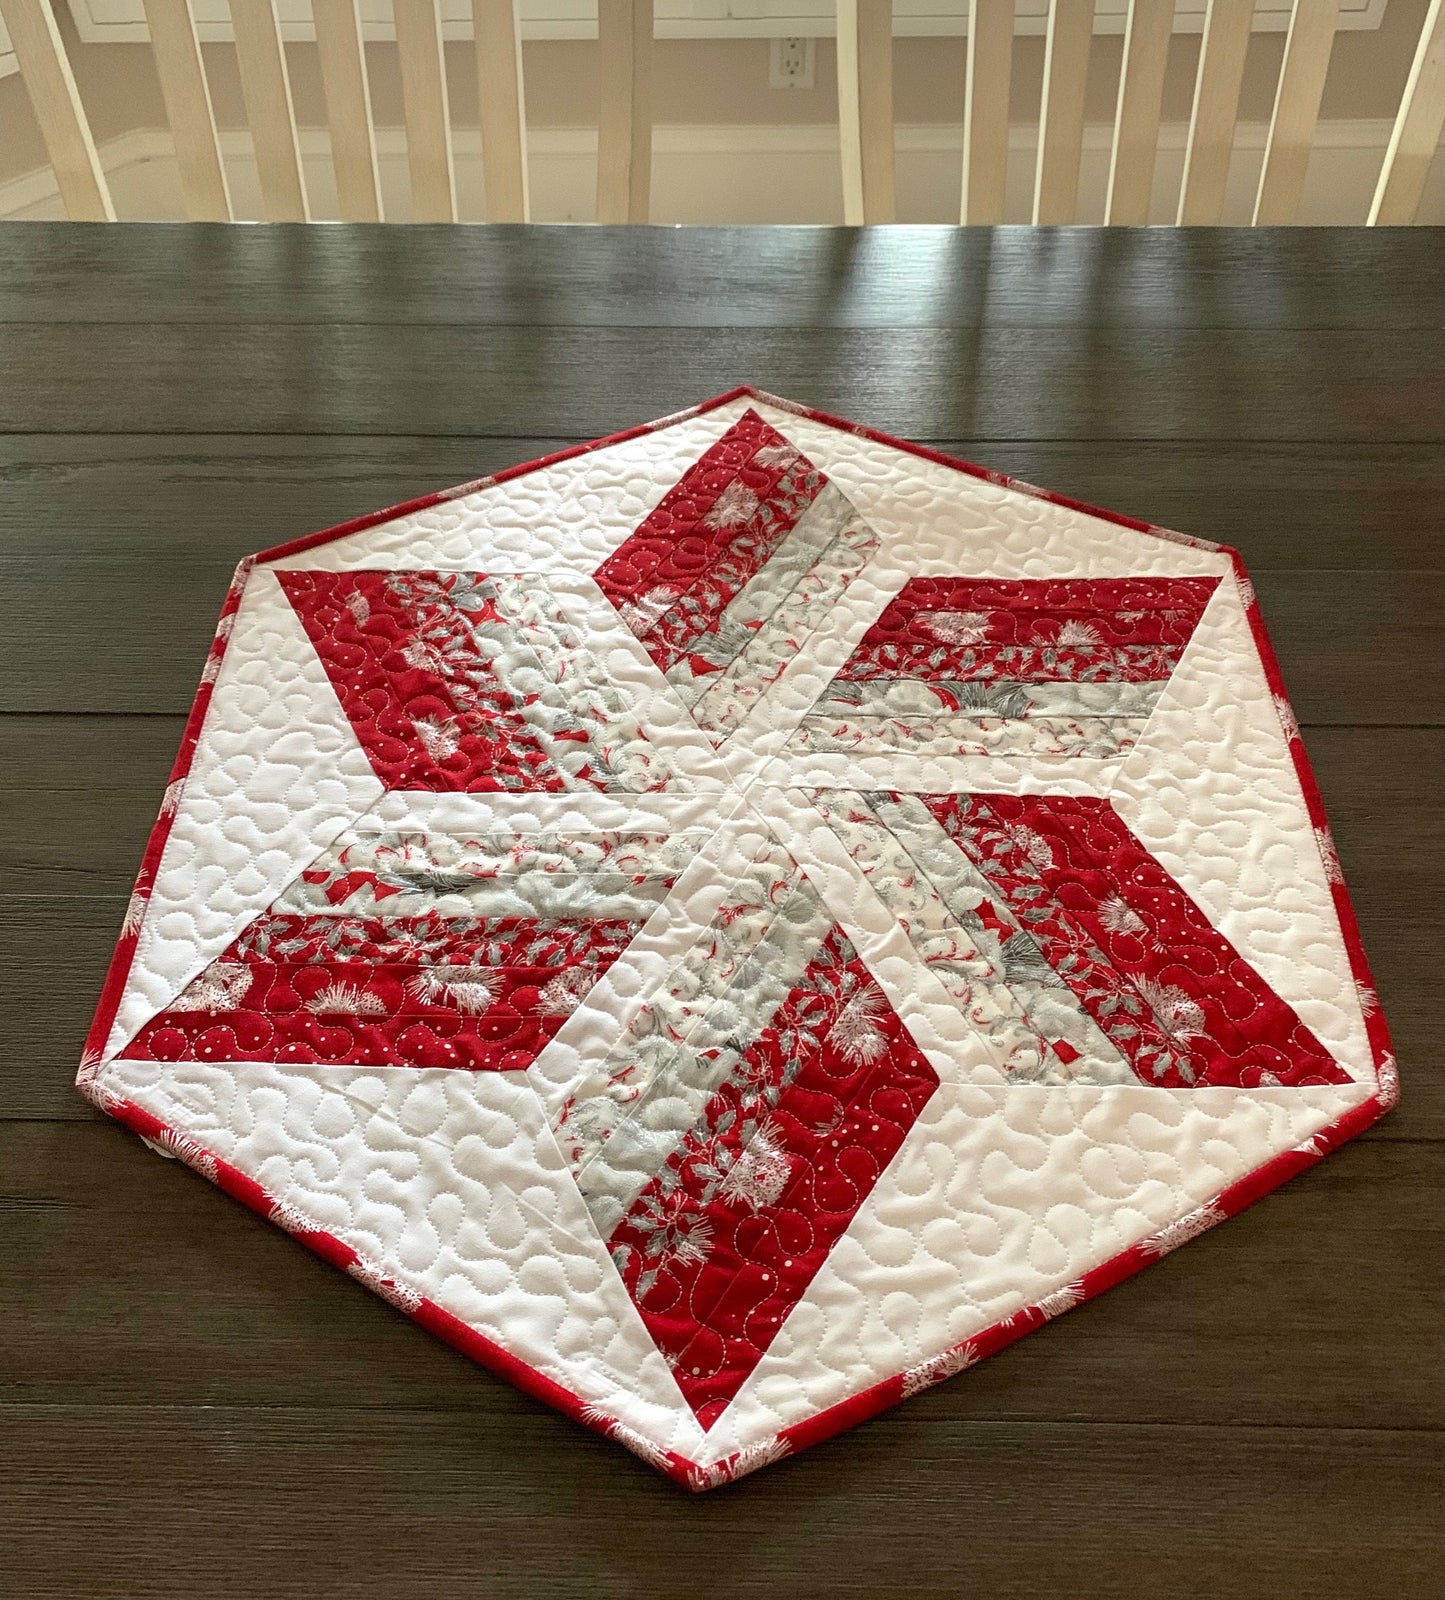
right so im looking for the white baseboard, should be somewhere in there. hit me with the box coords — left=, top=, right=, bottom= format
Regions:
left=3, top=118, right=1440, bottom=224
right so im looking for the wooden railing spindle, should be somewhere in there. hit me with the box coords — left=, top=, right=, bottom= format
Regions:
left=473, top=0, right=530, bottom=222
left=230, top=0, right=309, bottom=220
left=1177, top=0, right=1252, bottom=225
left=313, top=0, right=383, bottom=222
left=143, top=0, right=231, bottom=220
left=1253, top=0, right=1339, bottom=225
left=596, top=0, right=652, bottom=223
left=961, top=0, right=1014, bottom=224
left=1104, top=0, right=1172, bottom=226
left=837, top=0, right=896, bottom=225
left=394, top=0, right=457, bottom=222
left=1368, top=0, right=1444, bottom=225
left=0, top=0, right=114, bottom=219
left=1032, top=0, right=1093, bottom=225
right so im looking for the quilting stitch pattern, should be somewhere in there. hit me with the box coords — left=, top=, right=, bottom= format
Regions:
left=80, top=389, right=1394, bottom=1490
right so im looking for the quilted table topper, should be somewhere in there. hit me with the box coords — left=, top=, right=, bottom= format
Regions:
left=81, top=388, right=1396, bottom=1490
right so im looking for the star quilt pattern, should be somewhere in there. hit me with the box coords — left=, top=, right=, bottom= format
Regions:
left=80, top=388, right=1397, bottom=1490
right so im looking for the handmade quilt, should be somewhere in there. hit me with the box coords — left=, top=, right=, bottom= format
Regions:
left=80, top=388, right=1396, bottom=1490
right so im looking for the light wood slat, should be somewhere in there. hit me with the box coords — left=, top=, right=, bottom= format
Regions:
left=1105, top=0, right=1172, bottom=225
left=230, top=0, right=308, bottom=220
left=473, top=0, right=529, bottom=221
left=596, top=0, right=652, bottom=224
left=312, top=0, right=382, bottom=222
left=0, top=0, right=114, bottom=220
left=836, top=0, right=896, bottom=225
left=394, top=0, right=457, bottom=221
left=141, top=0, right=231, bottom=220
left=1032, top=0, right=1093, bottom=224
left=961, top=0, right=1014, bottom=224
left=1177, top=0, right=1253, bottom=225
left=1368, top=0, right=1444, bottom=226
left=1253, top=0, right=1339, bottom=225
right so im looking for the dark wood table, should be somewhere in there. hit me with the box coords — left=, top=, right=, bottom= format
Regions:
left=1, top=224, right=1440, bottom=1599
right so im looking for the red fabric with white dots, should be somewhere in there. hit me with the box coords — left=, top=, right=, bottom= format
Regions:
left=277, top=568, right=582, bottom=792
left=834, top=575, right=1222, bottom=684
left=592, top=408, right=826, bottom=676
left=120, top=913, right=644, bottom=1071
left=923, top=793, right=1350, bottom=1089
left=607, top=926, right=940, bottom=1426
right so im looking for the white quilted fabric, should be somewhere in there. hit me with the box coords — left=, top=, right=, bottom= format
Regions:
left=273, top=407, right=747, bottom=576
left=109, top=569, right=384, bottom=1055
left=84, top=390, right=1390, bottom=1486
left=1110, top=579, right=1371, bottom=1078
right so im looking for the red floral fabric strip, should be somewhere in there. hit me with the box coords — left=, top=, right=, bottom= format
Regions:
left=279, top=569, right=573, bottom=792
left=836, top=575, right=1221, bottom=684
left=607, top=927, right=939, bottom=1427
left=232, top=911, right=641, bottom=969
left=925, top=794, right=1350, bottom=1088
left=122, top=823, right=695, bottom=1071
left=593, top=409, right=826, bottom=673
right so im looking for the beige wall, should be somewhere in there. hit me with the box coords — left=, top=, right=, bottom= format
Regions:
left=1, top=0, right=1435, bottom=189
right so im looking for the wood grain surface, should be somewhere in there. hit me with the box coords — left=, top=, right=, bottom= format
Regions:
left=0, top=222, right=1439, bottom=1600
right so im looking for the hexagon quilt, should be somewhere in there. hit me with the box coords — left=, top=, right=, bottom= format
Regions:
left=80, top=388, right=1397, bottom=1489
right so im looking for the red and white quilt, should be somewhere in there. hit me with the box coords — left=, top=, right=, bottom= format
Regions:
left=80, top=388, right=1397, bottom=1489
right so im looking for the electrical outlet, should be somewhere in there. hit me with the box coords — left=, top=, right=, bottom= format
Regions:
left=769, top=36, right=816, bottom=91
